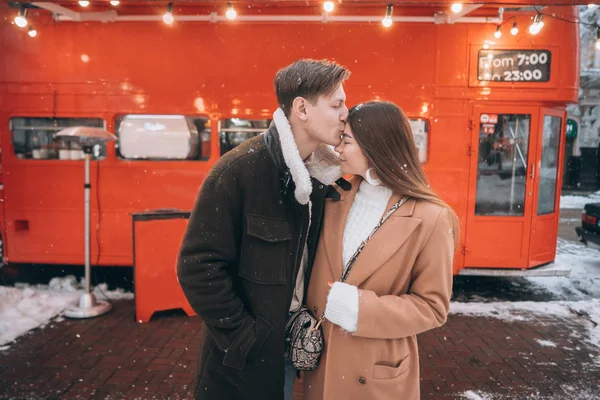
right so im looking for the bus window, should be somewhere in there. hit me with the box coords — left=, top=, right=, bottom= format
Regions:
left=409, top=118, right=429, bottom=163
left=219, top=119, right=271, bottom=155
left=475, top=114, right=531, bottom=216
left=116, top=115, right=210, bottom=160
left=10, top=117, right=106, bottom=160
left=538, top=115, right=561, bottom=215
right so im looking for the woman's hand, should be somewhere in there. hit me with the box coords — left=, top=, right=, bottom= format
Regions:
left=324, top=281, right=359, bottom=333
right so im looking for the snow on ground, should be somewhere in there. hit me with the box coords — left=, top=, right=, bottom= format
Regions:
left=450, top=298, right=600, bottom=351
left=463, top=391, right=492, bottom=400
left=0, top=276, right=133, bottom=347
left=461, top=388, right=600, bottom=400
left=535, top=339, right=557, bottom=348
left=560, top=190, right=600, bottom=210
left=526, top=239, right=600, bottom=300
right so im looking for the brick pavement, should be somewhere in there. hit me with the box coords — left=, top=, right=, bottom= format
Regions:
left=1, top=300, right=599, bottom=399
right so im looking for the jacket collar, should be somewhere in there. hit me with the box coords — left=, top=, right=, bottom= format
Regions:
left=322, top=176, right=421, bottom=285
left=271, top=108, right=313, bottom=205
left=266, top=108, right=342, bottom=205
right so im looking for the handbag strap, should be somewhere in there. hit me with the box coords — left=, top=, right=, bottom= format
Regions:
left=340, top=196, right=408, bottom=283
left=312, top=196, right=408, bottom=332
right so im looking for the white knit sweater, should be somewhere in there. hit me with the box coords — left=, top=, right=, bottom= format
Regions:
left=342, top=181, right=393, bottom=270
left=324, top=180, right=392, bottom=333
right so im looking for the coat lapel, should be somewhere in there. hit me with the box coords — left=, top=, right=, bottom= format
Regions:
left=344, top=196, right=421, bottom=287
left=322, top=177, right=360, bottom=281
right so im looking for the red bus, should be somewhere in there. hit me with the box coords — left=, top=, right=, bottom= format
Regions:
left=0, top=1, right=580, bottom=277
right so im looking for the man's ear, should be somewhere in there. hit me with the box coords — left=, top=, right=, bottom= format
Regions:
left=291, top=97, right=308, bottom=121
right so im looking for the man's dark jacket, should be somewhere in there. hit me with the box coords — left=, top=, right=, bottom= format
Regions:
left=177, top=124, right=331, bottom=399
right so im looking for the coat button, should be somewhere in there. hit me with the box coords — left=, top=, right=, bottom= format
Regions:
left=358, top=376, right=366, bottom=385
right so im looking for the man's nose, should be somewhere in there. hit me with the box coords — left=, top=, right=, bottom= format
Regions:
left=341, top=106, right=349, bottom=122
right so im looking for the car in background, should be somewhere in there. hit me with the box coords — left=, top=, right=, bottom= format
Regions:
left=576, top=202, right=600, bottom=250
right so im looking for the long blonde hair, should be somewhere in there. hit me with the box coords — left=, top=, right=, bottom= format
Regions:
left=347, top=101, right=459, bottom=246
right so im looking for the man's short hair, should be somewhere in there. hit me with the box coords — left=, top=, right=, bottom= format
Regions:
left=274, top=59, right=350, bottom=116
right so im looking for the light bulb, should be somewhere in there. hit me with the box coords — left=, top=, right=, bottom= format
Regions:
left=110, top=1, right=120, bottom=5
left=163, top=2, right=174, bottom=25
left=323, top=1, right=334, bottom=12
left=451, top=3, right=463, bottom=13
left=226, top=3, right=237, bottom=20
left=79, top=1, right=90, bottom=7
left=15, top=16, right=27, bottom=28
left=494, top=26, right=502, bottom=39
left=382, top=4, right=393, bottom=27
left=511, top=22, right=518, bottom=35
left=529, top=14, right=543, bottom=35
left=14, top=8, right=27, bottom=28
left=28, top=26, right=37, bottom=37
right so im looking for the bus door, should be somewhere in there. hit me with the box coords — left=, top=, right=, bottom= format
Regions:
left=528, top=108, right=565, bottom=268
left=465, top=105, right=541, bottom=269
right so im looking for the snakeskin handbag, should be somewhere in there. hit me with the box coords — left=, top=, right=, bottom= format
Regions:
left=284, top=306, right=324, bottom=371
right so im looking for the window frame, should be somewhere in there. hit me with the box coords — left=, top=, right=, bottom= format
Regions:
left=218, top=118, right=271, bottom=155
left=9, top=116, right=107, bottom=161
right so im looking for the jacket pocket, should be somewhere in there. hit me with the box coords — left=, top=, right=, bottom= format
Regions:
left=222, top=314, right=274, bottom=370
left=372, top=355, right=410, bottom=379
left=239, top=214, right=292, bottom=284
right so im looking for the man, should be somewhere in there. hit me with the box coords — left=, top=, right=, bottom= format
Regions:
left=177, top=59, right=350, bottom=400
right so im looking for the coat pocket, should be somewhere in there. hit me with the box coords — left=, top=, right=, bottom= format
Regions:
left=239, top=214, right=292, bottom=284
left=372, top=355, right=410, bottom=379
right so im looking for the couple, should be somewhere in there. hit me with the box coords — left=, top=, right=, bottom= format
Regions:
left=177, top=59, right=458, bottom=400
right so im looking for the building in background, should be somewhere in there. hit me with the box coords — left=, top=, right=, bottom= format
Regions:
left=566, top=5, right=600, bottom=189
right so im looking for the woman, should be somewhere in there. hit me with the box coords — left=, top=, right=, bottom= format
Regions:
left=303, top=101, right=458, bottom=400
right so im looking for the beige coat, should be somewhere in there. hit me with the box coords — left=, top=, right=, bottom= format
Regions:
left=303, top=176, right=455, bottom=400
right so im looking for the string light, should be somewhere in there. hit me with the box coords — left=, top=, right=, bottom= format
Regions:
left=451, top=3, right=463, bottom=13
left=382, top=4, right=393, bottom=28
left=7, top=1, right=591, bottom=39
left=226, top=3, right=237, bottom=20
left=529, top=13, right=544, bottom=35
left=494, top=25, right=502, bottom=38
left=14, top=8, right=27, bottom=28
left=163, top=2, right=174, bottom=25
left=28, top=26, right=37, bottom=37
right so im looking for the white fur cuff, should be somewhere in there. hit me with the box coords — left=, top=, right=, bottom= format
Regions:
left=306, top=143, right=343, bottom=185
left=324, top=282, right=359, bottom=333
